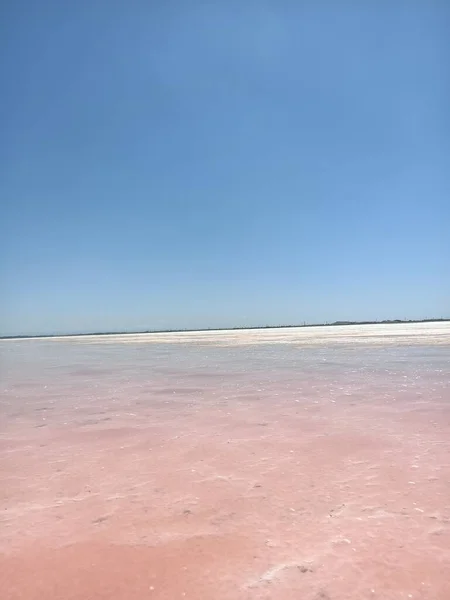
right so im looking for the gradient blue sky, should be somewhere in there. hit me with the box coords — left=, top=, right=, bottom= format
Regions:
left=1, top=2, right=449, bottom=335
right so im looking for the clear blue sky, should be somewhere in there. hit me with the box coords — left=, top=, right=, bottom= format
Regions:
left=1, top=2, right=448, bottom=336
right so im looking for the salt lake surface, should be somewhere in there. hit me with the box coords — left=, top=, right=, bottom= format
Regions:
left=1, top=323, right=449, bottom=599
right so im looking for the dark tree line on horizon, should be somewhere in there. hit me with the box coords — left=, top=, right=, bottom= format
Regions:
left=1, top=318, right=449, bottom=340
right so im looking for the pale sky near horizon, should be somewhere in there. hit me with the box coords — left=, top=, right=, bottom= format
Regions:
left=1, top=2, right=449, bottom=336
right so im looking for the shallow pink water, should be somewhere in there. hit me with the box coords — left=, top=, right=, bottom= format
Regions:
left=1, top=335, right=449, bottom=599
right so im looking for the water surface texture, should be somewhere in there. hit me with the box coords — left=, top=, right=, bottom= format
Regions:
left=1, top=323, right=450, bottom=599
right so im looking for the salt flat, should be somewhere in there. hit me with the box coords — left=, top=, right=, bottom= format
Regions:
left=1, top=323, right=449, bottom=599
left=7, top=320, right=450, bottom=346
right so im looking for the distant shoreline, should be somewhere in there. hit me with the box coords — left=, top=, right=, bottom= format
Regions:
left=1, top=318, right=448, bottom=340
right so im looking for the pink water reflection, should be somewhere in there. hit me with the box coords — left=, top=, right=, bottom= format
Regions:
left=1, top=333, right=449, bottom=599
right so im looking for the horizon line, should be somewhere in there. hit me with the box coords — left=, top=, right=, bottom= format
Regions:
left=1, top=318, right=449, bottom=341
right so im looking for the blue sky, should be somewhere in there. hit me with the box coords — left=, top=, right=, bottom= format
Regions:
left=1, top=2, right=449, bottom=335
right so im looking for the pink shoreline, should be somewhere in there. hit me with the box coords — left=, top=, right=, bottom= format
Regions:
left=1, top=336, right=449, bottom=599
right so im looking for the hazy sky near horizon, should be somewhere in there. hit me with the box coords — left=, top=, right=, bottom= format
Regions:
left=1, top=1, right=449, bottom=335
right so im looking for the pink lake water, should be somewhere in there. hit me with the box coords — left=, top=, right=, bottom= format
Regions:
left=1, top=324, right=449, bottom=599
